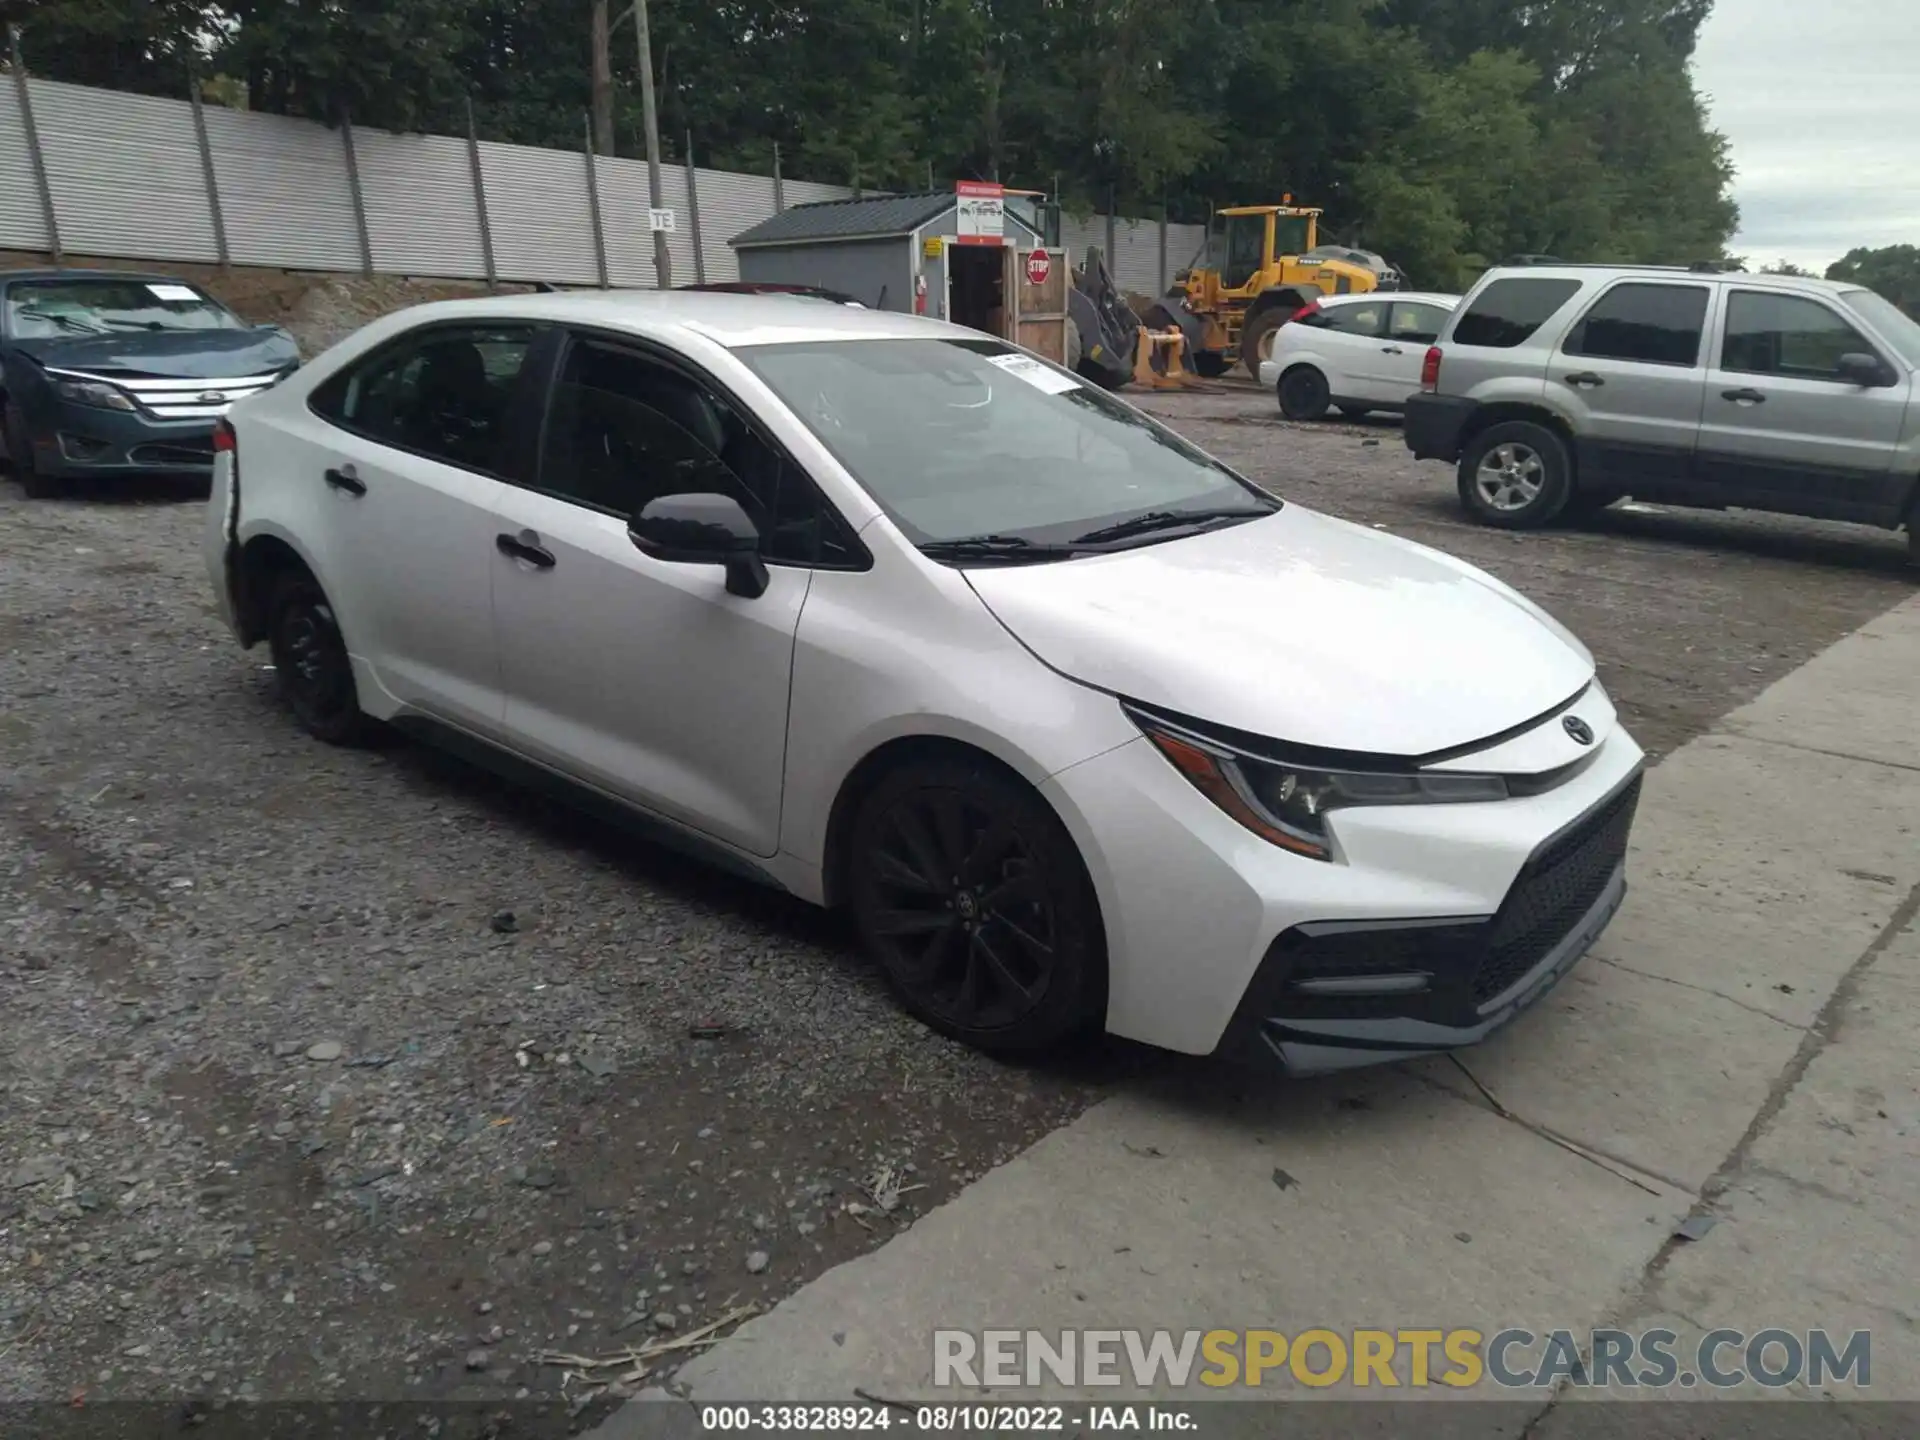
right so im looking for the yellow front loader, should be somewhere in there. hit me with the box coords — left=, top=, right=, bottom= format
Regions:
left=1147, top=201, right=1403, bottom=376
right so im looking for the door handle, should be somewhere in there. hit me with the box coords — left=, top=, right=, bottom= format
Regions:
left=1564, top=372, right=1605, bottom=388
left=1381, top=345, right=1404, bottom=355
left=495, top=532, right=556, bottom=569
left=1721, top=387, right=1766, bottom=404
left=324, top=465, right=366, bottom=496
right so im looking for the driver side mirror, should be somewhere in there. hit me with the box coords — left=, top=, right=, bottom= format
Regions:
left=1835, top=351, right=1894, bottom=388
left=628, top=493, right=769, bottom=599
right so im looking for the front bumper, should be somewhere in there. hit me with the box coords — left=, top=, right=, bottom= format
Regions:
left=1041, top=706, right=1645, bottom=1071
left=23, top=401, right=218, bottom=478
left=1402, top=392, right=1478, bottom=462
left=1214, top=772, right=1637, bottom=1073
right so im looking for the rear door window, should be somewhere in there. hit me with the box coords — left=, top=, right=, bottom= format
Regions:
left=1388, top=302, right=1452, bottom=344
left=1451, top=278, right=1583, bottom=348
left=310, top=325, right=537, bottom=475
left=1323, top=302, right=1386, bottom=337
left=1564, top=283, right=1710, bottom=367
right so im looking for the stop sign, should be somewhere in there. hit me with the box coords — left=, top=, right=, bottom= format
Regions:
left=1025, top=250, right=1053, bottom=286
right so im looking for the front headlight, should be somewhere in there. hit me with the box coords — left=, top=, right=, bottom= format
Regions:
left=52, top=378, right=136, bottom=412
left=1128, top=706, right=1508, bottom=862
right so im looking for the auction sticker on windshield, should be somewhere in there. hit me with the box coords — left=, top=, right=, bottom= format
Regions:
left=146, top=283, right=201, bottom=302
left=986, top=351, right=1080, bottom=395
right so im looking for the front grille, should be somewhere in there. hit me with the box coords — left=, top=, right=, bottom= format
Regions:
left=48, top=367, right=282, bottom=420
left=1471, top=774, right=1641, bottom=1007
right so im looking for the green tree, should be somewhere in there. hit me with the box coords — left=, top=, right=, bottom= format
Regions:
left=1826, top=245, right=1920, bottom=316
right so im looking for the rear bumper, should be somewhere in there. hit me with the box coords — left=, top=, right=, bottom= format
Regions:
left=1403, top=393, right=1478, bottom=463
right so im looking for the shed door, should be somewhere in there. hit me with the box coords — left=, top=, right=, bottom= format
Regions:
left=1004, top=246, right=1069, bottom=363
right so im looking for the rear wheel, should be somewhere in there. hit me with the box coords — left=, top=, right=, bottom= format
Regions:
left=4, top=405, right=58, bottom=499
left=267, top=568, right=376, bottom=746
left=1277, top=366, right=1331, bottom=421
left=1457, top=421, right=1573, bottom=530
left=847, top=757, right=1105, bottom=1055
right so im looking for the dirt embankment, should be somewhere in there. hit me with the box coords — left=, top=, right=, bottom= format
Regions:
left=0, top=250, right=533, bottom=358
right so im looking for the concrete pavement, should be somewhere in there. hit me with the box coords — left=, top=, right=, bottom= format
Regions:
left=594, top=594, right=1920, bottom=1424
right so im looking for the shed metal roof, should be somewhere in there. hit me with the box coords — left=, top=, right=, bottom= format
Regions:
left=730, top=192, right=954, bottom=249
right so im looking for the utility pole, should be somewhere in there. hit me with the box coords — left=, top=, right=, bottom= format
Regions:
left=589, top=0, right=614, bottom=156
left=613, top=0, right=671, bottom=289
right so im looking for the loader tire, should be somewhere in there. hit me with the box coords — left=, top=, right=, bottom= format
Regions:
left=1066, top=317, right=1084, bottom=373
left=1239, top=308, right=1287, bottom=375
left=1190, top=352, right=1232, bottom=378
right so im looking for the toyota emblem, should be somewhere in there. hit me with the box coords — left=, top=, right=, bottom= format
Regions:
left=198, top=392, right=227, bottom=405
left=1563, top=715, right=1595, bottom=746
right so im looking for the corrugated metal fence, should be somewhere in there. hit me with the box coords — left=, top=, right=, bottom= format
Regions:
left=0, top=71, right=1206, bottom=295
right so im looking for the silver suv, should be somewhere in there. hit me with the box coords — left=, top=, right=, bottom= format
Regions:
left=1403, top=263, right=1920, bottom=557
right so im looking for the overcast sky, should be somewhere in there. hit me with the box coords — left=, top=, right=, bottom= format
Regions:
left=1692, top=0, right=1919, bottom=273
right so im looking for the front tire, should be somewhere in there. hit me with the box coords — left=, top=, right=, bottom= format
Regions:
left=267, top=569, right=375, bottom=746
left=1457, top=421, right=1573, bottom=530
left=847, top=757, right=1105, bottom=1055
left=1277, top=366, right=1331, bottom=421
left=4, top=406, right=58, bottom=499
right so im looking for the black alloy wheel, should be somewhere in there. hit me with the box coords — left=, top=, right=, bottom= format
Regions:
left=267, top=570, right=373, bottom=746
left=848, top=759, right=1103, bottom=1053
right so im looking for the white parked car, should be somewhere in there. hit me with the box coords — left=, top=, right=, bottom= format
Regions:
left=1258, top=291, right=1461, bottom=421
left=204, top=293, right=1642, bottom=1073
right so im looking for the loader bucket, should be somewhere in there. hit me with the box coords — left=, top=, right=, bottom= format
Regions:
left=1132, top=326, right=1198, bottom=389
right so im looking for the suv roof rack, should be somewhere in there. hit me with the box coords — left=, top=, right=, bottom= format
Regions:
left=1493, top=257, right=1750, bottom=275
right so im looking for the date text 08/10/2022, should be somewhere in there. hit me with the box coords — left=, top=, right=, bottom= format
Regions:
left=700, top=1405, right=1191, bottom=1432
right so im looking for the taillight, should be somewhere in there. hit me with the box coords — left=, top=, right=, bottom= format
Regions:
left=1290, top=301, right=1320, bottom=323
left=1420, top=346, right=1443, bottom=392
left=212, top=419, right=237, bottom=453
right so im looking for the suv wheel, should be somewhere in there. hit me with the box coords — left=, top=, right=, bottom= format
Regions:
left=1458, top=421, right=1572, bottom=529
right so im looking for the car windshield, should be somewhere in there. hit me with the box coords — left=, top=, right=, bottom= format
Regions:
left=4, top=279, right=246, bottom=339
left=739, top=337, right=1278, bottom=549
left=1838, top=289, right=1920, bottom=368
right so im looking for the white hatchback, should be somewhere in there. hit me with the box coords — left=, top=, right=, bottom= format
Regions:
left=1258, top=291, right=1460, bottom=422
left=204, top=292, right=1641, bottom=1073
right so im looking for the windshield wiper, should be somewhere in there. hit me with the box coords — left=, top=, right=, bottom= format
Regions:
left=918, top=534, right=1092, bottom=563
left=1071, top=507, right=1271, bottom=546
left=31, top=312, right=108, bottom=336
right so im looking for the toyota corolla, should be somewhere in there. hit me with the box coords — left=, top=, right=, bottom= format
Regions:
left=203, top=293, right=1642, bottom=1073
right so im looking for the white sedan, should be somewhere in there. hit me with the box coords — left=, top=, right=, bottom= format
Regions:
left=1258, top=290, right=1460, bottom=422
left=204, top=293, right=1641, bottom=1073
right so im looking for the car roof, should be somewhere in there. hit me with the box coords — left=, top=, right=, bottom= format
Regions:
left=1323, top=290, right=1458, bottom=307
left=381, top=288, right=958, bottom=349
left=1, top=268, right=194, bottom=286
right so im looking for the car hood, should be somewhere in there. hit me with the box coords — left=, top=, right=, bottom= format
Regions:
left=8, top=327, right=298, bottom=378
left=963, top=506, right=1595, bottom=758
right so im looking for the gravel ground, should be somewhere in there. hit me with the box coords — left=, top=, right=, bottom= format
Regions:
left=1, top=384, right=1912, bottom=1409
